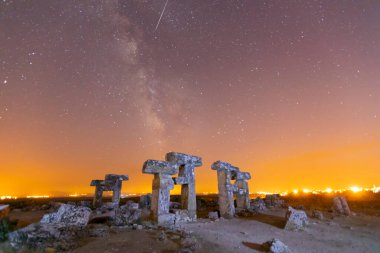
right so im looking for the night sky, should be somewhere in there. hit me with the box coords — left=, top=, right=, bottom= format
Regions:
left=1, top=0, right=379, bottom=196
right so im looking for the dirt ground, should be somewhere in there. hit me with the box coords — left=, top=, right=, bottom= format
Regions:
left=72, top=209, right=380, bottom=253
left=1, top=195, right=380, bottom=253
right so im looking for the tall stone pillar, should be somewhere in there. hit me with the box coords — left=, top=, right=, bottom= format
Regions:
left=235, top=171, right=251, bottom=210
left=142, top=159, right=178, bottom=225
left=211, top=161, right=239, bottom=218
left=166, top=152, right=202, bottom=220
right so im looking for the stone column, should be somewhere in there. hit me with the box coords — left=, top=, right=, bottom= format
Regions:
left=235, top=171, right=251, bottom=210
left=142, top=159, right=178, bottom=225
left=166, top=152, right=202, bottom=220
left=211, top=161, right=240, bottom=218
left=90, top=180, right=104, bottom=208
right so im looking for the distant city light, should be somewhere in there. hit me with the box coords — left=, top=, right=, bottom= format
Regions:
left=350, top=186, right=362, bottom=193
left=325, top=188, right=333, bottom=193
left=303, top=189, right=311, bottom=193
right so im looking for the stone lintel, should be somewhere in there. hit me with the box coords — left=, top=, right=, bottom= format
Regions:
left=165, top=152, right=202, bottom=167
left=211, top=160, right=240, bottom=172
left=142, top=159, right=178, bottom=175
left=105, top=174, right=129, bottom=182
left=90, top=180, right=104, bottom=187
left=236, top=171, right=251, bottom=180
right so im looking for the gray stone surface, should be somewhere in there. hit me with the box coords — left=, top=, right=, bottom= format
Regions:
left=90, top=174, right=129, bottom=208
left=332, top=196, right=351, bottom=216
left=167, top=152, right=202, bottom=221
left=284, top=207, right=309, bottom=231
left=40, top=204, right=91, bottom=227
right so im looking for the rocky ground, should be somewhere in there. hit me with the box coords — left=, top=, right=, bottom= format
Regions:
left=0, top=193, right=379, bottom=253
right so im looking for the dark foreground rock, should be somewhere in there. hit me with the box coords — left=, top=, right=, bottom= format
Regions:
left=8, top=223, right=85, bottom=251
left=0, top=205, right=10, bottom=241
left=250, top=197, right=267, bottom=212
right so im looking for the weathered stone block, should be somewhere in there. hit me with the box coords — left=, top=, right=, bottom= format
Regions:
left=40, top=204, right=91, bottom=227
left=284, top=207, right=308, bottom=231
left=165, top=152, right=202, bottom=166
left=143, top=160, right=178, bottom=175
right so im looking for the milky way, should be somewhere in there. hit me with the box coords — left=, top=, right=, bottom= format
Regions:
left=1, top=0, right=379, bottom=196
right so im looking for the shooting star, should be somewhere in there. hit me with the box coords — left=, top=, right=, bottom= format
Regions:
left=154, top=0, right=169, bottom=32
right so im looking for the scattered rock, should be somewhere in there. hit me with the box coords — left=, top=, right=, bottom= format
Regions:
left=284, top=207, right=308, bottom=231
left=250, top=197, right=267, bottom=212
left=111, top=202, right=142, bottom=226
left=41, top=204, right=91, bottom=227
left=208, top=211, right=219, bottom=221
left=332, top=196, right=350, bottom=216
left=264, top=238, right=292, bottom=253
left=311, top=210, right=324, bottom=220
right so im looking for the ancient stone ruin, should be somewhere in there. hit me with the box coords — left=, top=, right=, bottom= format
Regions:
left=167, top=152, right=202, bottom=220
left=211, top=161, right=252, bottom=218
left=211, top=161, right=239, bottom=218
left=142, top=152, right=203, bottom=225
left=90, top=174, right=129, bottom=208
left=142, top=159, right=178, bottom=225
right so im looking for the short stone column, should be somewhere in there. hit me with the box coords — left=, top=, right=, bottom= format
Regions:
left=166, top=152, right=202, bottom=220
left=211, top=161, right=240, bottom=218
left=142, top=159, right=178, bottom=225
left=235, top=171, right=251, bottom=210
left=90, top=174, right=129, bottom=208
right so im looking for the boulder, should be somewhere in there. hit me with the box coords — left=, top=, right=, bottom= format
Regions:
left=332, top=196, right=350, bottom=216
left=8, top=223, right=81, bottom=251
left=311, top=210, right=324, bottom=220
left=40, top=204, right=91, bottom=227
left=264, top=238, right=292, bottom=253
left=139, top=194, right=151, bottom=210
left=111, top=202, right=142, bottom=226
left=208, top=211, right=219, bottom=221
left=250, top=197, right=267, bottom=212
left=284, top=207, right=308, bottom=231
